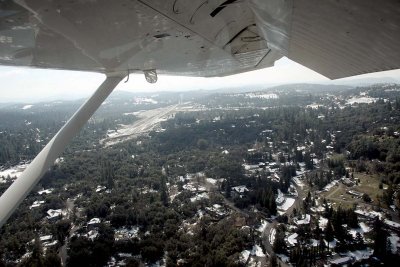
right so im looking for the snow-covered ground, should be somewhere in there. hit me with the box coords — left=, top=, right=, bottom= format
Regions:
left=0, top=162, right=30, bottom=181
left=277, top=197, right=295, bottom=214
left=190, top=192, right=209, bottom=202
left=240, top=250, right=250, bottom=263
left=245, top=93, right=278, bottom=99
left=22, top=104, right=33, bottom=110
left=319, top=217, right=328, bottom=230
left=257, top=220, right=268, bottom=233
left=251, top=245, right=266, bottom=257
left=359, top=222, right=371, bottom=233
left=294, top=214, right=310, bottom=225
left=322, top=180, right=338, bottom=192
left=114, top=227, right=139, bottom=241
left=206, top=178, right=218, bottom=185
left=346, top=96, right=377, bottom=105
left=292, top=176, right=304, bottom=187
left=183, top=183, right=206, bottom=192
left=355, top=209, right=384, bottom=219
left=345, top=248, right=374, bottom=261
left=388, top=233, right=399, bottom=254
left=275, top=189, right=285, bottom=205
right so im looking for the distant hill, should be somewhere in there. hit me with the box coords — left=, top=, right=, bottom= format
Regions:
left=326, top=76, right=400, bottom=86
left=265, top=83, right=353, bottom=93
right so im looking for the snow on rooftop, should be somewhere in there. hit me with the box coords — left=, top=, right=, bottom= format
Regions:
left=183, top=183, right=206, bottom=192
left=287, top=233, right=298, bottom=246
left=275, top=189, right=285, bottom=205
left=251, top=244, right=266, bottom=257
left=190, top=192, right=209, bottom=202
left=88, top=218, right=101, bottom=225
left=30, top=200, right=45, bottom=209
left=96, top=185, right=107, bottom=193
left=232, top=185, right=249, bottom=193
left=322, top=180, right=338, bottom=192
left=294, top=214, right=311, bottom=225
left=307, top=103, right=322, bottom=109
left=355, top=209, right=384, bottom=219
left=46, top=209, right=62, bottom=219
left=240, top=250, right=250, bottom=263
left=277, top=197, right=295, bottom=214
left=39, top=235, right=52, bottom=242
left=206, top=178, right=218, bottom=185
left=257, top=220, right=268, bottom=233
left=38, top=188, right=54, bottom=195
left=114, top=227, right=139, bottom=241
left=319, top=217, right=328, bottom=230
left=384, top=219, right=400, bottom=229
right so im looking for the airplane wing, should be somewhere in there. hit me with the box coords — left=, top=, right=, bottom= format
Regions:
left=0, top=0, right=398, bottom=79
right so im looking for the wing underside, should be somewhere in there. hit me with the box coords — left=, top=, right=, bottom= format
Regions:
left=0, top=0, right=398, bottom=79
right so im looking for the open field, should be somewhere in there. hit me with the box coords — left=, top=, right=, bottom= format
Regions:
left=321, top=173, right=385, bottom=209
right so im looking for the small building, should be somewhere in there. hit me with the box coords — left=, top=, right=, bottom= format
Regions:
left=46, top=209, right=62, bottom=220
left=287, top=233, right=298, bottom=247
left=30, top=200, right=45, bottom=209
left=88, top=217, right=101, bottom=228
left=96, top=185, right=107, bottom=193
left=341, top=178, right=355, bottom=187
left=384, top=219, right=400, bottom=231
left=38, top=188, right=54, bottom=195
left=294, top=214, right=311, bottom=225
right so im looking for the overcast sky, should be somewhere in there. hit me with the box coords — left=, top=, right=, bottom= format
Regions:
left=0, top=57, right=399, bottom=103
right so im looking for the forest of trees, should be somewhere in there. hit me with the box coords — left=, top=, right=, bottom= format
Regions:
left=1, top=84, right=400, bottom=266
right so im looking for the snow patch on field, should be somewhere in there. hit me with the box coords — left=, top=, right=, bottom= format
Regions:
left=251, top=245, right=265, bottom=257
left=190, top=192, right=209, bottom=202
left=206, top=178, right=217, bottom=184
left=22, top=104, right=33, bottom=110
left=323, top=180, right=338, bottom=191
left=0, top=162, right=30, bottom=181
left=347, top=97, right=377, bottom=105
left=388, top=234, right=399, bottom=254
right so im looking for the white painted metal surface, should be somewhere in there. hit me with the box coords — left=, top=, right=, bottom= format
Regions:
left=0, top=0, right=398, bottom=78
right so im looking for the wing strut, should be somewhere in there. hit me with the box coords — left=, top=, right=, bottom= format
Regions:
left=0, top=74, right=124, bottom=227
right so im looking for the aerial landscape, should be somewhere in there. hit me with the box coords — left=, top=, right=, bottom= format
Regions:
left=1, top=82, right=400, bottom=267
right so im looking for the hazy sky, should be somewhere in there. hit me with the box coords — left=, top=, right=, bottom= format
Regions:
left=0, top=57, right=399, bottom=103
